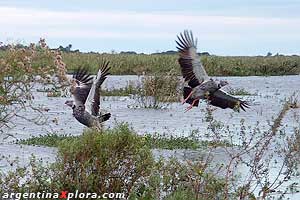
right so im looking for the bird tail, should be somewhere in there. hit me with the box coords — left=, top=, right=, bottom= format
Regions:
left=98, top=113, right=111, bottom=122
left=183, top=87, right=199, bottom=107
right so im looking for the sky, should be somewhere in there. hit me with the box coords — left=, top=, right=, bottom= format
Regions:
left=0, top=0, right=300, bottom=55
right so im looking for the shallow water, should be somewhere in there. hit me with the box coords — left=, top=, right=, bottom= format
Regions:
left=0, top=75, right=300, bottom=198
left=2, top=75, right=299, bottom=141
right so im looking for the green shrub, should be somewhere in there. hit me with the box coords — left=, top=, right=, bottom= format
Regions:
left=129, top=158, right=225, bottom=200
left=55, top=123, right=154, bottom=196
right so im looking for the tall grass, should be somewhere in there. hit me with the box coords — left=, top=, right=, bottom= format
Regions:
left=60, top=52, right=300, bottom=76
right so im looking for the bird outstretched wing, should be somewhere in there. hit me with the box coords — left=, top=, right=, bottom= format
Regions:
left=71, top=68, right=93, bottom=106
left=85, top=60, right=110, bottom=116
left=176, top=30, right=209, bottom=88
left=208, top=90, right=250, bottom=111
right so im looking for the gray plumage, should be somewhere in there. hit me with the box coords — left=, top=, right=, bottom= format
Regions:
left=72, top=105, right=110, bottom=128
left=176, top=30, right=209, bottom=87
left=176, top=30, right=249, bottom=111
left=65, top=61, right=111, bottom=128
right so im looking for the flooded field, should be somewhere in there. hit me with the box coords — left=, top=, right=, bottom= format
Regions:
left=1, top=75, right=299, bottom=140
left=1, top=75, right=300, bottom=198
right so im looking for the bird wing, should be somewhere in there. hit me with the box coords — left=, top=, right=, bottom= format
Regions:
left=208, top=90, right=250, bottom=111
left=71, top=68, right=93, bottom=106
left=176, top=30, right=209, bottom=88
left=85, top=60, right=110, bottom=116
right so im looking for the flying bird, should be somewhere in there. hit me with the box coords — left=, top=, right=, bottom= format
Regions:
left=176, top=30, right=249, bottom=112
left=65, top=61, right=111, bottom=129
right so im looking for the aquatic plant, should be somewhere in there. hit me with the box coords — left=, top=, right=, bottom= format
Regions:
left=101, top=83, right=138, bottom=96
left=133, top=70, right=181, bottom=109
left=227, top=87, right=255, bottom=96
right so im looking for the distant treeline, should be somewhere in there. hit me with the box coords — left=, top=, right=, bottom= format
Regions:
left=118, top=50, right=210, bottom=56
left=0, top=43, right=80, bottom=53
left=0, top=42, right=297, bottom=57
left=0, top=43, right=209, bottom=56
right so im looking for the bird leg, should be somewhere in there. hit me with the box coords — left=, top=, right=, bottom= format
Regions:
left=184, top=98, right=199, bottom=112
left=182, top=91, right=194, bottom=104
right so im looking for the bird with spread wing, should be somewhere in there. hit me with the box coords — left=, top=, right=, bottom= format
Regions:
left=176, top=30, right=249, bottom=112
left=65, top=60, right=111, bottom=129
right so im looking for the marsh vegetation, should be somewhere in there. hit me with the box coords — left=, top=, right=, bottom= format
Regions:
left=0, top=41, right=300, bottom=199
left=59, top=52, right=300, bottom=76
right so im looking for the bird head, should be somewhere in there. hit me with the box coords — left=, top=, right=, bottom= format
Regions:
left=65, top=100, right=75, bottom=108
left=218, top=80, right=229, bottom=88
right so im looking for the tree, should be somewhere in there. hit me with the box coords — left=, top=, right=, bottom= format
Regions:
left=0, top=39, right=69, bottom=132
left=65, top=44, right=72, bottom=52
